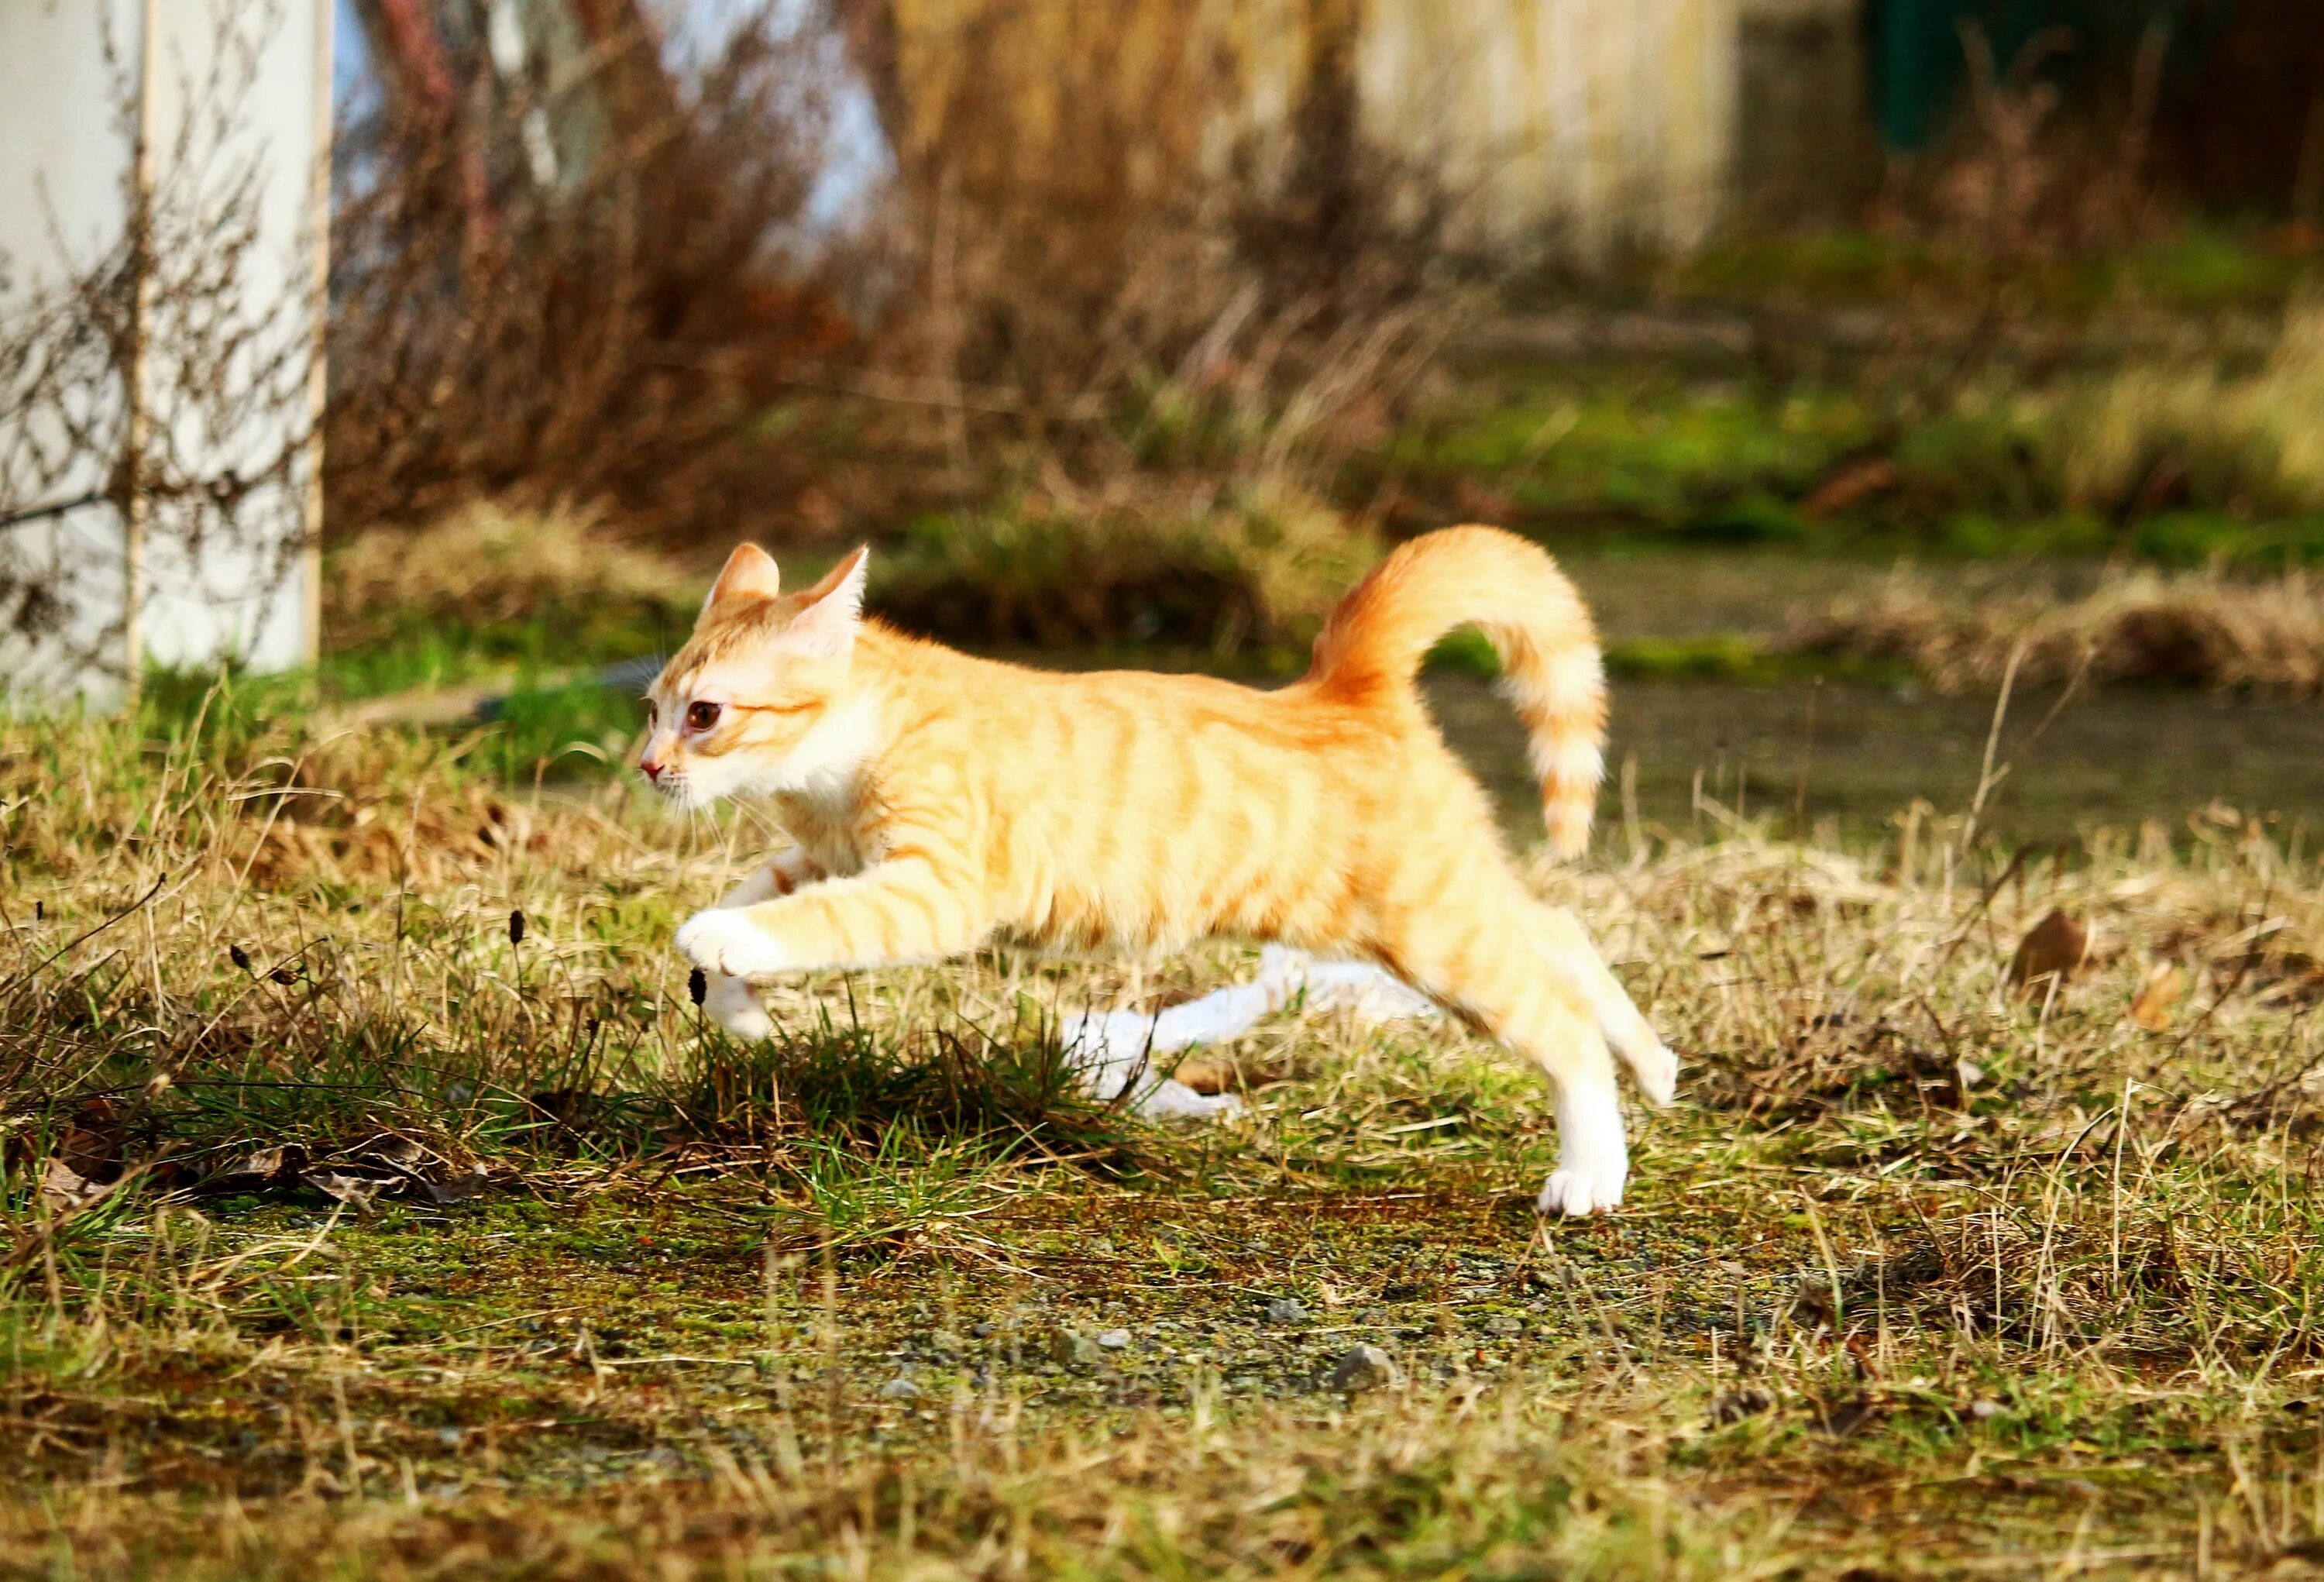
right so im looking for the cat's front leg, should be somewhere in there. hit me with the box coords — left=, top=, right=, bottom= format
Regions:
left=696, top=849, right=822, bottom=1038
left=677, top=856, right=993, bottom=980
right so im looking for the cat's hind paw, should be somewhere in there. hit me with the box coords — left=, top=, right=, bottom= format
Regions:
left=1537, top=1161, right=1627, bottom=1217
left=1136, top=1079, right=1244, bottom=1120
left=1631, top=1043, right=1679, bottom=1107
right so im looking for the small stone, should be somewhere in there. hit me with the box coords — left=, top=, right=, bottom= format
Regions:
left=1968, top=1397, right=2002, bottom=1421
left=1265, top=1298, right=1309, bottom=1324
left=1044, top=1324, right=1100, bottom=1366
left=1483, top=1314, right=1524, bottom=1338
left=928, top=1329, right=966, bottom=1353
left=1095, top=1328, right=1132, bottom=1350
left=971, top=1322, right=995, bottom=1339
left=1329, top=1343, right=1397, bottom=1394
left=878, top=1376, right=922, bottom=1400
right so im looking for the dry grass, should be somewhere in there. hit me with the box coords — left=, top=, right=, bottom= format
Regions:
left=875, top=483, right=1383, bottom=655
left=324, top=500, right=689, bottom=651
left=5, top=690, right=2324, bottom=1576
left=2047, top=299, right=2324, bottom=517
left=321, top=489, right=1380, bottom=669
left=1788, top=565, right=2324, bottom=696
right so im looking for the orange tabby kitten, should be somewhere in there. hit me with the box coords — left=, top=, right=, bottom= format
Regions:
left=641, top=525, right=1676, bottom=1215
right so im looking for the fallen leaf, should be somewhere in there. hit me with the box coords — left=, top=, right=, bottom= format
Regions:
left=2130, top=962, right=2186, bottom=1030
left=235, top=1144, right=308, bottom=1182
left=39, top=1158, right=115, bottom=1214
left=349, top=1134, right=425, bottom=1169
left=194, top=1144, right=311, bottom=1198
left=417, top=1166, right=490, bottom=1206
left=1802, top=456, right=1900, bottom=520
left=57, top=1097, right=125, bottom=1184
left=2007, top=910, right=2090, bottom=996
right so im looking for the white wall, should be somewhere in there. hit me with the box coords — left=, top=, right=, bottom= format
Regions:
left=0, top=0, right=330, bottom=700
left=1358, top=0, right=1741, bottom=262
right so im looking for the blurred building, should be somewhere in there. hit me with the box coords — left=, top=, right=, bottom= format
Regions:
left=0, top=0, right=332, bottom=699
left=1735, top=0, right=2324, bottom=224
left=1737, top=0, right=1877, bottom=225
left=857, top=0, right=1745, bottom=264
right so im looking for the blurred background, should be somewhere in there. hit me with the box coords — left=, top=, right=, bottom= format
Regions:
left=5, top=0, right=2324, bottom=846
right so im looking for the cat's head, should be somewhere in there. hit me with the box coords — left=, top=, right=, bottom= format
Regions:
left=638, top=543, right=874, bottom=809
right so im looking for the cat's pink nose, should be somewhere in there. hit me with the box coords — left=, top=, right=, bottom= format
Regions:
left=640, top=758, right=664, bottom=784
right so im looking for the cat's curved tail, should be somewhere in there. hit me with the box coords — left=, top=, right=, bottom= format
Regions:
left=1309, top=524, right=1607, bottom=858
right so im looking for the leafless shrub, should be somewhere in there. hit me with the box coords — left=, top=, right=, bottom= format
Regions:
left=323, top=2, right=851, bottom=545
left=1879, top=21, right=2171, bottom=262
left=323, top=1, right=1466, bottom=621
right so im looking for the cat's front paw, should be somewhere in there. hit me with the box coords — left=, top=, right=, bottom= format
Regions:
left=676, top=910, right=789, bottom=980
left=703, top=971, right=773, bottom=1039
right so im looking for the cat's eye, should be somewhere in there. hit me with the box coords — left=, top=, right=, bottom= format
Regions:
left=685, top=700, right=722, bottom=732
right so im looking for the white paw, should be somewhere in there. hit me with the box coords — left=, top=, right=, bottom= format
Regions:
left=1632, top=1043, right=1680, bottom=1108
left=703, top=972, right=774, bottom=1039
left=676, top=910, right=789, bottom=980
left=1537, top=1161, right=1628, bottom=1217
left=1538, top=1079, right=1629, bottom=1217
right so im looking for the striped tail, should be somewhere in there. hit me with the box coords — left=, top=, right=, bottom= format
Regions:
left=1308, top=524, right=1607, bottom=858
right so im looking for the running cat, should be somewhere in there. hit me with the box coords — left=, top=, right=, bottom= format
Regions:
left=640, top=525, right=1677, bottom=1215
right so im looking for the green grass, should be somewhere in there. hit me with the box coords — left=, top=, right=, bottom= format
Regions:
left=6, top=679, right=2324, bottom=1576
left=1674, top=224, right=2322, bottom=316
left=1385, top=367, right=2324, bottom=567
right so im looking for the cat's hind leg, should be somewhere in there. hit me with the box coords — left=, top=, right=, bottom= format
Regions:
left=1373, top=889, right=1629, bottom=1217
left=1521, top=899, right=1679, bottom=1106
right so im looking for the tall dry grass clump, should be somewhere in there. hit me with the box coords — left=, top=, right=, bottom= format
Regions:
left=2041, top=297, right=2324, bottom=516
left=1789, top=565, right=2324, bottom=695
left=324, top=500, right=686, bottom=648
left=875, top=481, right=1381, bottom=652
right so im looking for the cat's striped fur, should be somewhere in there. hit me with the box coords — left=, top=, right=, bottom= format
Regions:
left=642, top=526, right=1677, bottom=1215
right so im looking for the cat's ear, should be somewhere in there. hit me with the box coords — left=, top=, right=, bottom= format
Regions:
left=702, top=542, right=782, bottom=620
left=787, top=546, right=868, bottom=656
